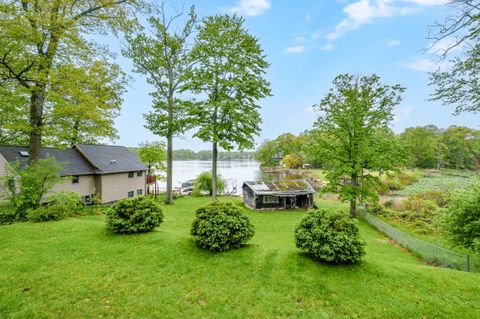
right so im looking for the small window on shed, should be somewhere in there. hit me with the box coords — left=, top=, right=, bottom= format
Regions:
left=128, top=172, right=134, bottom=178
left=137, top=171, right=143, bottom=177
left=263, top=196, right=279, bottom=204
left=127, top=191, right=134, bottom=198
left=137, top=189, right=143, bottom=196
left=72, top=175, right=79, bottom=184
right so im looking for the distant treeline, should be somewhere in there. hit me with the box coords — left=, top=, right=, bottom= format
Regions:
left=256, top=125, right=480, bottom=170
left=173, top=149, right=255, bottom=161
left=128, top=147, right=254, bottom=161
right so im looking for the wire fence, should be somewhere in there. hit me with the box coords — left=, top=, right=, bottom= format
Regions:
left=359, top=209, right=480, bottom=273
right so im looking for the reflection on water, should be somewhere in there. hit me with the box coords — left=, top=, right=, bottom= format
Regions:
left=156, top=160, right=301, bottom=195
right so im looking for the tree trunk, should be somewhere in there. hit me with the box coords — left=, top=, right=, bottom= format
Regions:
left=165, top=95, right=174, bottom=204
left=165, top=133, right=173, bottom=204
left=28, top=86, right=46, bottom=162
left=349, top=173, right=358, bottom=218
left=212, top=140, right=218, bottom=202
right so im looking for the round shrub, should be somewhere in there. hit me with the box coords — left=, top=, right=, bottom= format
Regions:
left=295, top=209, right=365, bottom=263
left=191, top=202, right=254, bottom=252
left=106, top=196, right=163, bottom=234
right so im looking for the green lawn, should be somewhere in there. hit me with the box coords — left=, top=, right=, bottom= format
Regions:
left=0, top=197, right=479, bottom=318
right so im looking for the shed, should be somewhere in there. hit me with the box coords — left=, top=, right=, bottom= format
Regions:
left=242, top=180, right=315, bottom=210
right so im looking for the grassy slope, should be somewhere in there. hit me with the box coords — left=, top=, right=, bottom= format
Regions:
left=0, top=197, right=479, bottom=319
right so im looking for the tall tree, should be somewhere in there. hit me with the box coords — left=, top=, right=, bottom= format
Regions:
left=0, top=0, right=138, bottom=161
left=311, top=74, right=405, bottom=218
left=138, top=141, right=167, bottom=176
left=429, top=0, right=480, bottom=114
left=44, top=60, right=127, bottom=147
left=123, top=4, right=197, bottom=204
left=190, top=14, right=272, bottom=201
left=399, top=125, right=443, bottom=169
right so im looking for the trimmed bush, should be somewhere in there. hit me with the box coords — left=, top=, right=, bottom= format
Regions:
left=191, top=202, right=254, bottom=252
left=28, top=205, right=66, bottom=222
left=106, top=196, right=164, bottom=234
left=295, top=209, right=365, bottom=263
left=27, top=191, right=83, bottom=223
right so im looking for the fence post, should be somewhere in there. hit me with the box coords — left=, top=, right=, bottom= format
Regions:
left=466, top=255, right=470, bottom=272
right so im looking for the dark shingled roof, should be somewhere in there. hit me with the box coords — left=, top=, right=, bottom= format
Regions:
left=0, top=145, right=95, bottom=176
left=74, top=144, right=147, bottom=174
left=242, top=180, right=315, bottom=196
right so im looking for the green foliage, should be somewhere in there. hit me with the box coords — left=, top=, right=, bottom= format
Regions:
left=281, top=154, right=302, bottom=169
left=0, top=0, right=138, bottom=158
left=0, top=158, right=64, bottom=221
left=308, top=74, right=406, bottom=217
left=190, top=202, right=255, bottom=252
left=0, top=204, right=16, bottom=225
left=439, top=180, right=480, bottom=253
left=43, top=60, right=127, bottom=147
left=255, top=140, right=281, bottom=167
left=189, top=14, right=271, bottom=200
left=295, top=209, right=366, bottom=263
left=255, top=133, right=306, bottom=167
left=27, top=191, right=82, bottom=223
left=192, top=171, right=226, bottom=197
left=124, top=5, right=197, bottom=204
left=106, top=196, right=164, bottom=234
left=138, top=141, right=166, bottom=175
left=399, top=173, right=473, bottom=196
left=379, top=171, right=420, bottom=194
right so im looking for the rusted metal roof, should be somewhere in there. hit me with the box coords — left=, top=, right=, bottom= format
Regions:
left=242, top=180, right=315, bottom=196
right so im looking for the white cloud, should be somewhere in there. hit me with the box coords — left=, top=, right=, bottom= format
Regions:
left=285, top=45, right=306, bottom=54
left=385, top=39, right=401, bottom=47
left=402, top=0, right=449, bottom=5
left=399, top=58, right=451, bottom=72
left=320, top=44, right=334, bottom=51
left=229, top=0, right=271, bottom=16
left=326, top=0, right=447, bottom=42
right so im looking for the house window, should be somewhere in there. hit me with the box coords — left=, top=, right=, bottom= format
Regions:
left=72, top=176, right=79, bottom=184
left=137, top=189, right=143, bottom=196
left=263, top=196, right=279, bottom=204
left=128, top=172, right=134, bottom=178
left=137, top=171, right=143, bottom=177
left=128, top=191, right=134, bottom=198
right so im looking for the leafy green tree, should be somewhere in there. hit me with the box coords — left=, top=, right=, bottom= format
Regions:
left=192, top=171, right=225, bottom=197
left=398, top=125, right=442, bottom=169
left=138, top=141, right=166, bottom=177
left=311, top=74, right=405, bottom=218
left=440, top=126, right=480, bottom=169
left=0, top=158, right=64, bottom=220
left=0, top=0, right=138, bottom=161
left=255, top=140, right=280, bottom=167
left=189, top=14, right=272, bottom=201
left=429, top=1, right=480, bottom=114
left=123, top=4, right=197, bottom=204
left=281, top=154, right=302, bottom=169
left=439, top=177, right=480, bottom=253
left=0, top=84, right=29, bottom=145
left=43, top=60, right=127, bottom=147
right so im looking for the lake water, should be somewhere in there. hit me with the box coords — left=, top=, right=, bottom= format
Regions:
left=157, top=160, right=262, bottom=195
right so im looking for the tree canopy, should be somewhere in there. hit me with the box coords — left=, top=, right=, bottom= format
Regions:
left=189, top=14, right=272, bottom=201
left=309, top=74, right=406, bottom=218
left=0, top=0, right=139, bottom=159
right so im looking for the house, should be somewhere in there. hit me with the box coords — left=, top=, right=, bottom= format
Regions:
left=242, top=180, right=315, bottom=210
left=0, top=144, right=147, bottom=204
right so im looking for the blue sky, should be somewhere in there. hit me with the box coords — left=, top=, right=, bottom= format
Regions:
left=107, top=0, right=477, bottom=150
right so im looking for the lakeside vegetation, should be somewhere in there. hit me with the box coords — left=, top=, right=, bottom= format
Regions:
left=1, top=197, right=479, bottom=318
